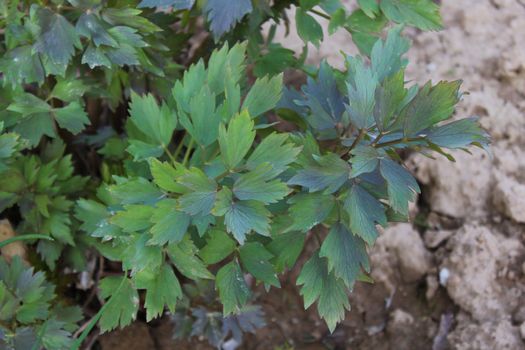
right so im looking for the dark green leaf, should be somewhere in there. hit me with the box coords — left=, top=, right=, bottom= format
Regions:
left=199, top=229, right=237, bottom=264
left=344, top=184, right=386, bottom=244
left=239, top=242, right=280, bottom=287
left=205, top=0, right=253, bottom=38
left=216, top=261, right=250, bottom=315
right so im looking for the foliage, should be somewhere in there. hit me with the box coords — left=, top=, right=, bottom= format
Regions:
left=0, top=0, right=489, bottom=347
left=0, top=256, right=82, bottom=350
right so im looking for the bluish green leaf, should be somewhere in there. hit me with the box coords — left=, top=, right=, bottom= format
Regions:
left=138, top=0, right=195, bottom=9
left=379, top=159, right=419, bottom=216
left=177, top=168, right=217, bottom=216
left=370, top=27, right=410, bottom=82
left=246, top=133, right=302, bottom=177
left=346, top=56, right=377, bottom=129
left=205, top=0, right=253, bottom=38
left=233, top=164, right=290, bottom=204
left=213, top=187, right=271, bottom=244
left=380, top=0, right=442, bottom=31
left=344, top=184, right=386, bottom=244
left=426, top=117, right=489, bottom=150
left=216, top=261, right=250, bottom=315
left=267, top=231, right=305, bottom=272
left=319, top=223, right=369, bottom=288
left=167, top=237, right=213, bottom=280
left=287, top=193, right=335, bottom=232
left=239, top=242, right=280, bottom=287
left=288, top=153, right=350, bottom=194
left=199, top=229, right=237, bottom=264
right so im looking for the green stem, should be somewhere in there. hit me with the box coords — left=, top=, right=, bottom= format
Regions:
left=182, top=138, right=195, bottom=167
left=71, top=274, right=128, bottom=350
left=172, top=135, right=186, bottom=161
left=0, top=234, right=53, bottom=249
left=162, top=145, right=178, bottom=166
left=309, top=8, right=331, bottom=21
left=341, top=129, right=367, bottom=159
left=374, top=136, right=427, bottom=148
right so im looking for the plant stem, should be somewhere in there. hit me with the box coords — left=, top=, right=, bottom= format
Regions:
left=172, top=134, right=186, bottom=160
left=374, top=136, right=427, bottom=148
left=162, top=145, right=177, bottom=166
left=182, top=138, right=195, bottom=167
left=341, top=128, right=367, bottom=159
left=0, top=234, right=53, bottom=249
left=309, top=8, right=331, bottom=20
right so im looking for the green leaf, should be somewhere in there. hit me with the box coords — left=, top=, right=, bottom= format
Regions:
left=380, top=0, right=443, bottom=31
left=178, top=85, right=218, bottom=147
left=370, top=27, right=410, bottom=83
left=82, top=44, right=112, bottom=69
left=167, top=237, right=213, bottom=280
left=76, top=13, right=118, bottom=48
left=177, top=167, right=217, bottom=216
left=199, top=229, right=237, bottom=264
left=328, top=8, right=346, bottom=34
left=398, top=80, right=461, bottom=136
left=134, top=265, right=182, bottom=322
left=33, top=7, right=80, bottom=65
left=319, top=223, right=369, bottom=288
left=246, top=133, right=302, bottom=177
left=288, top=153, right=350, bottom=194
left=218, top=110, right=255, bottom=170
left=98, top=276, right=139, bottom=332
left=373, top=70, right=407, bottom=130
left=297, top=252, right=350, bottom=332
left=128, top=92, right=176, bottom=158
left=207, top=42, right=247, bottom=95
left=267, top=231, right=305, bottom=272
left=213, top=187, right=271, bottom=244
left=149, top=159, right=186, bottom=193
left=346, top=56, right=377, bottom=129
left=349, top=145, right=380, bottom=178
left=0, top=46, right=45, bottom=86
left=205, top=0, right=253, bottom=38
left=287, top=193, right=335, bottom=232
left=53, top=102, right=91, bottom=134
left=216, top=261, right=250, bottom=315
left=358, top=0, right=379, bottom=17
left=149, top=199, right=191, bottom=245
left=296, top=8, right=323, bottom=48
left=239, top=242, right=280, bottom=287
left=233, top=164, right=290, bottom=204
left=426, top=117, right=489, bottom=150
left=110, top=205, right=154, bottom=232
left=344, top=184, right=386, bottom=244
left=109, top=177, right=164, bottom=205
left=379, top=159, right=420, bottom=216
left=242, top=74, right=283, bottom=118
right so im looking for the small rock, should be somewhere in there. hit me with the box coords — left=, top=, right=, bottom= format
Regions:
left=493, top=171, right=525, bottom=223
left=426, top=275, right=439, bottom=300
left=424, top=230, right=454, bottom=248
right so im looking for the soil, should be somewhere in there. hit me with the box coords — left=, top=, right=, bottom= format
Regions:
left=98, top=0, right=525, bottom=349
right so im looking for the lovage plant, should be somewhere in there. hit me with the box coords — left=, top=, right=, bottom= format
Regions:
left=0, top=0, right=488, bottom=348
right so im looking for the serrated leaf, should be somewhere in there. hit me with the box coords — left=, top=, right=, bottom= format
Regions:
left=358, top=0, right=379, bottom=17
left=319, top=223, right=369, bottom=289
left=53, top=102, right=91, bottom=134
left=205, top=0, right=253, bottom=38
left=216, top=261, right=250, bottom=315
left=177, top=168, right=217, bottom=216
left=380, top=0, right=442, bottom=31
left=213, top=187, right=271, bottom=244
left=33, top=7, right=80, bottom=65
left=296, top=252, right=350, bottom=332
left=128, top=92, right=176, bottom=158
left=168, top=237, right=213, bottom=280
left=370, top=27, right=410, bottom=83
left=242, top=74, right=283, bottom=118
left=296, top=8, right=323, bottom=48
left=0, top=46, right=45, bottom=86
left=287, top=193, right=335, bottom=232
left=199, top=229, right=237, bottom=264
left=344, top=184, right=386, bottom=244
left=109, top=177, right=164, bottom=204
left=134, top=265, right=182, bottom=322
left=267, top=231, right=305, bottom=272
left=111, top=205, right=154, bottom=233
left=288, top=153, right=350, bottom=194
left=373, top=70, right=407, bottom=130
left=346, top=56, right=377, bottom=129
left=426, top=117, right=489, bottom=150
left=298, top=61, right=346, bottom=131
left=149, top=199, right=190, bottom=245
left=246, top=133, right=301, bottom=177
left=233, top=164, right=290, bottom=204
left=207, top=42, right=246, bottom=95
left=82, top=44, right=112, bottom=69
left=99, top=276, right=139, bottom=332
left=349, top=145, right=380, bottom=178
left=218, top=110, right=255, bottom=170
left=397, top=80, right=461, bottom=136
left=239, top=242, right=280, bottom=287
left=76, top=13, right=118, bottom=48
left=150, top=159, right=186, bottom=193
left=379, top=159, right=420, bottom=216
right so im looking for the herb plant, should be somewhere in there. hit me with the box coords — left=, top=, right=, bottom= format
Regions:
left=0, top=0, right=489, bottom=347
